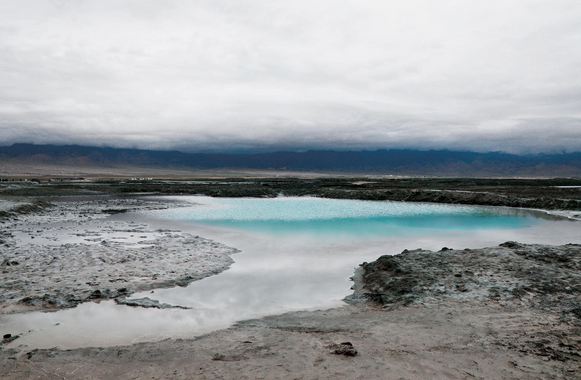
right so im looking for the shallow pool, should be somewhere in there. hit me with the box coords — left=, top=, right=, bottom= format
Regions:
left=2, top=196, right=579, bottom=349
left=153, top=196, right=554, bottom=236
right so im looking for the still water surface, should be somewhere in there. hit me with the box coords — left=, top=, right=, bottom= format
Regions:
left=2, top=196, right=579, bottom=349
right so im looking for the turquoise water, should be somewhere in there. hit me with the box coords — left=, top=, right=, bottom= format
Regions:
left=4, top=196, right=576, bottom=350
left=155, top=196, right=544, bottom=236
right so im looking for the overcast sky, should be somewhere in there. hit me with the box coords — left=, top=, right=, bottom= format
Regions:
left=1, top=1, right=580, bottom=154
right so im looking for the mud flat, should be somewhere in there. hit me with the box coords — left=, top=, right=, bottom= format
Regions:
left=1, top=242, right=580, bottom=379
left=1, top=184, right=580, bottom=378
left=0, top=197, right=239, bottom=314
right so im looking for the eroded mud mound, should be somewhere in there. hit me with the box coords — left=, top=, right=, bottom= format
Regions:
left=349, top=242, right=581, bottom=363
left=352, top=242, right=581, bottom=320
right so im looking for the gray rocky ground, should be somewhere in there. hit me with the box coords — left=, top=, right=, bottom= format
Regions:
left=2, top=177, right=581, bottom=211
left=1, top=241, right=580, bottom=379
left=0, top=197, right=239, bottom=314
left=350, top=243, right=581, bottom=365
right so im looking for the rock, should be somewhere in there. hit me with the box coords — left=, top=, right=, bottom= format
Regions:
left=20, top=293, right=84, bottom=309
left=1, top=334, right=19, bottom=345
left=212, top=353, right=246, bottom=361
left=0, top=258, right=18, bottom=266
left=499, top=241, right=523, bottom=249
left=114, top=297, right=192, bottom=309
left=350, top=242, right=581, bottom=316
left=569, top=307, right=581, bottom=319
left=330, top=342, right=358, bottom=356
left=102, top=209, right=128, bottom=214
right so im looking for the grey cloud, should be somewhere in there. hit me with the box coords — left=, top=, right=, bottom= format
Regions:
left=1, top=0, right=581, bottom=154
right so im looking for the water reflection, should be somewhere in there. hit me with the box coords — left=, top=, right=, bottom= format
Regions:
left=1, top=197, right=578, bottom=349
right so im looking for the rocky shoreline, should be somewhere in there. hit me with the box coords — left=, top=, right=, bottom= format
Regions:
left=2, top=177, right=581, bottom=211
left=0, top=196, right=239, bottom=314
left=349, top=242, right=581, bottom=362
left=350, top=242, right=581, bottom=316
left=2, top=241, right=580, bottom=379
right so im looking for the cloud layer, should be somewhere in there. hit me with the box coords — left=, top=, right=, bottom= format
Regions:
left=1, top=0, right=581, bottom=153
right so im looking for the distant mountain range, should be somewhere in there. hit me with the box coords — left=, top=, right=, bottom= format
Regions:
left=2, top=143, right=581, bottom=177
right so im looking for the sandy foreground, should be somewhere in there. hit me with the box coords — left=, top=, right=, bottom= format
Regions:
left=0, top=197, right=580, bottom=379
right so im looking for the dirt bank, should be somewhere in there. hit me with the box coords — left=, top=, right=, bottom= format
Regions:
left=1, top=242, right=580, bottom=379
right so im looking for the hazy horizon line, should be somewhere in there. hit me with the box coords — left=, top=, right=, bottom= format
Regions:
left=2, top=142, right=581, bottom=157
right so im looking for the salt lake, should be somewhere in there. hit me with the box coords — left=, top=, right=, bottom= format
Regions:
left=2, top=196, right=579, bottom=349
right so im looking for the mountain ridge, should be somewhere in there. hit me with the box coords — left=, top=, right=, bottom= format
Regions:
left=2, top=143, right=581, bottom=177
